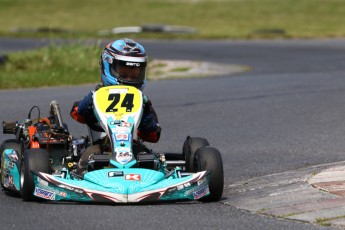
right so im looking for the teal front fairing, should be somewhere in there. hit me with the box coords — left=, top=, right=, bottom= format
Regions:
left=32, top=168, right=211, bottom=203
left=107, top=116, right=137, bottom=168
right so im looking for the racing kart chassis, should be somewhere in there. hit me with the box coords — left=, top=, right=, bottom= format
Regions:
left=1, top=86, right=224, bottom=203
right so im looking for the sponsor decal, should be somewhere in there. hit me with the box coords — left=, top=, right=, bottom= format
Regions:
left=167, top=187, right=177, bottom=193
left=126, top=62, right=140, bottom=67
left=193, top=186, right=210, bottom=200
left=116, top=150, right=132, bottom=164
left=112, top=127, right=131, bottom=133
left=8, top=162, right=15, bottom=169
left=167, top=181, right=196, bottom=193
left=8, top=175, right=13, bottom=186
left=183, top=182, right=191, bottom=188
left=177, top=184, right=184, bottom=190
left=115, top=133, right=129, bottom=141
left=108, top=171, right=124, bottom=177
left=121, top=122, right=132, bottom=127
left=74, top=188, right=83, bottom=194
left=57, top=184, right=83, bottom=194
left=59, top=191, right=67, bottom=197
left=185, top=184, right=208, bottom=196
left=125, top=174, right=141, bottom=181
left=109, top=88, right=128, bottom=94
left=34, top=187, right=56, bottom=200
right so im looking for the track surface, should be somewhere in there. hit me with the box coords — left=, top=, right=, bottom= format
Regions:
left=2, top=38, right=345, bottom=229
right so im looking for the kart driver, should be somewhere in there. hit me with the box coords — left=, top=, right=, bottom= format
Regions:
left=70, top=38, right=161, bottom=176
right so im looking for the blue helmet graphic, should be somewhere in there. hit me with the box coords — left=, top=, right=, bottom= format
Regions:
left=100, top=38, right=147, bottom=90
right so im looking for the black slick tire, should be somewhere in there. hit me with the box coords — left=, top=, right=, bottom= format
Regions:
left=21, top=149, right=50, bottom=201
left=195, top=146, right=224, bottom=202
left=183, top=136, right=209, bottom=172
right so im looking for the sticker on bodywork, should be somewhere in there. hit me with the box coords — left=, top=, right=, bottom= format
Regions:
left=193, top=186, right=210, bottom=200
left=108, top=171, right=124, bottom=177
left=125, top=174, right=141, bottom=181
left=34, top=187, right=56, bottom=200
left=116, top=150, right=133, bottom=164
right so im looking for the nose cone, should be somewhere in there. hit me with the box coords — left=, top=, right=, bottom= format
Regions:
left=84, top=168, right=165, bottom=193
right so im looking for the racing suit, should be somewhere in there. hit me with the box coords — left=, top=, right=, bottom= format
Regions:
left=70, top=85, right=161, bottom=173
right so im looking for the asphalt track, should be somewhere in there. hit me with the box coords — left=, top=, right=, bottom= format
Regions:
left=2, top=38, right=345, bottom=229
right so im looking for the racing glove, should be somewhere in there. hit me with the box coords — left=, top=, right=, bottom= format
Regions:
left=71, top=85, right=102, bottom=124
left=138, top=99, right=161, bottom=143
left=70, top=101, right=86, bottom=124
left=70, top=91, right=103, bottom=131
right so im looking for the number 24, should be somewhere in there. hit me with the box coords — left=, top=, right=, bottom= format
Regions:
left=106, top=93, right=134, bottom=112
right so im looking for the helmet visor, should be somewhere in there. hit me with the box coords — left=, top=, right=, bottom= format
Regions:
left=110, top=59, right=146, bottom=87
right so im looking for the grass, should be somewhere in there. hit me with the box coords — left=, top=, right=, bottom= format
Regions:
left=171, top=67, right=191, bottom=72
left=0, top=0, right=345, bottom=39
left=0, top=44, right=197, bottom=89
left=1, top=0, right=345, bottom=89
left=0, top=44, right=101, bottom=89
left=315, top=215, right=345, bottom=226
left=315, top=217, right=333, bottom=226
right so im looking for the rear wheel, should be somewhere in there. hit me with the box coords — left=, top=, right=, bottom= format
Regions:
left=183, top=136, right=209, bottom=172
left=21, top=149, right=50, bottom=201
left=195, top=146, right=224, bottom=202
left=1, top=139, right=22, bottom=190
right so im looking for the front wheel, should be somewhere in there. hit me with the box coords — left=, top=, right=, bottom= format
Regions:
left=21, top=149, right=50, bottom=201
left=183, top=136, right=209, bottom=172
left=195, top=146, right=224, bottom=202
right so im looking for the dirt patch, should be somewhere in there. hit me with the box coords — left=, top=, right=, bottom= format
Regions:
left=148, top=59, right=249, bottom=80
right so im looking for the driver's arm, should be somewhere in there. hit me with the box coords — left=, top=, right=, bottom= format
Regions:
left=70, top=92, right=94, bottom=124
left=137, top=99, right=161, bottom=143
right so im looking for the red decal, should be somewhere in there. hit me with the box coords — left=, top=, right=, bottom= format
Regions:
left=8, top=176, right=13, bottom=185
left=125, top=174, right=141, bottom=181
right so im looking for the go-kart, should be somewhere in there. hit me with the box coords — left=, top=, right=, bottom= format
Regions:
left=1, top=85, right=224, bottom=203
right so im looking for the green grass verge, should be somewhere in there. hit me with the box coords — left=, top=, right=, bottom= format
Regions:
left=1, top=0, right=345, bottom=89
left=0, top=44, right=101, bottom=89
left=0, top=0, right=345, bottom=39
left=0, top=44, right=198, bottom=89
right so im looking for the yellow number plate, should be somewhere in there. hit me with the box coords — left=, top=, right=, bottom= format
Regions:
left=94, top=86, right=142, bottom=119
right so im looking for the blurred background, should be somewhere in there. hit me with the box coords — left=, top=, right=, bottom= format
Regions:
left=1, top=0, right=345, bottom=89
left=1, top=0, right=345, bottom=40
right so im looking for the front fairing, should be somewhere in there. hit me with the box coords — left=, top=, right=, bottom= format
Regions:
left=32, top=168, right=211, bottom=203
